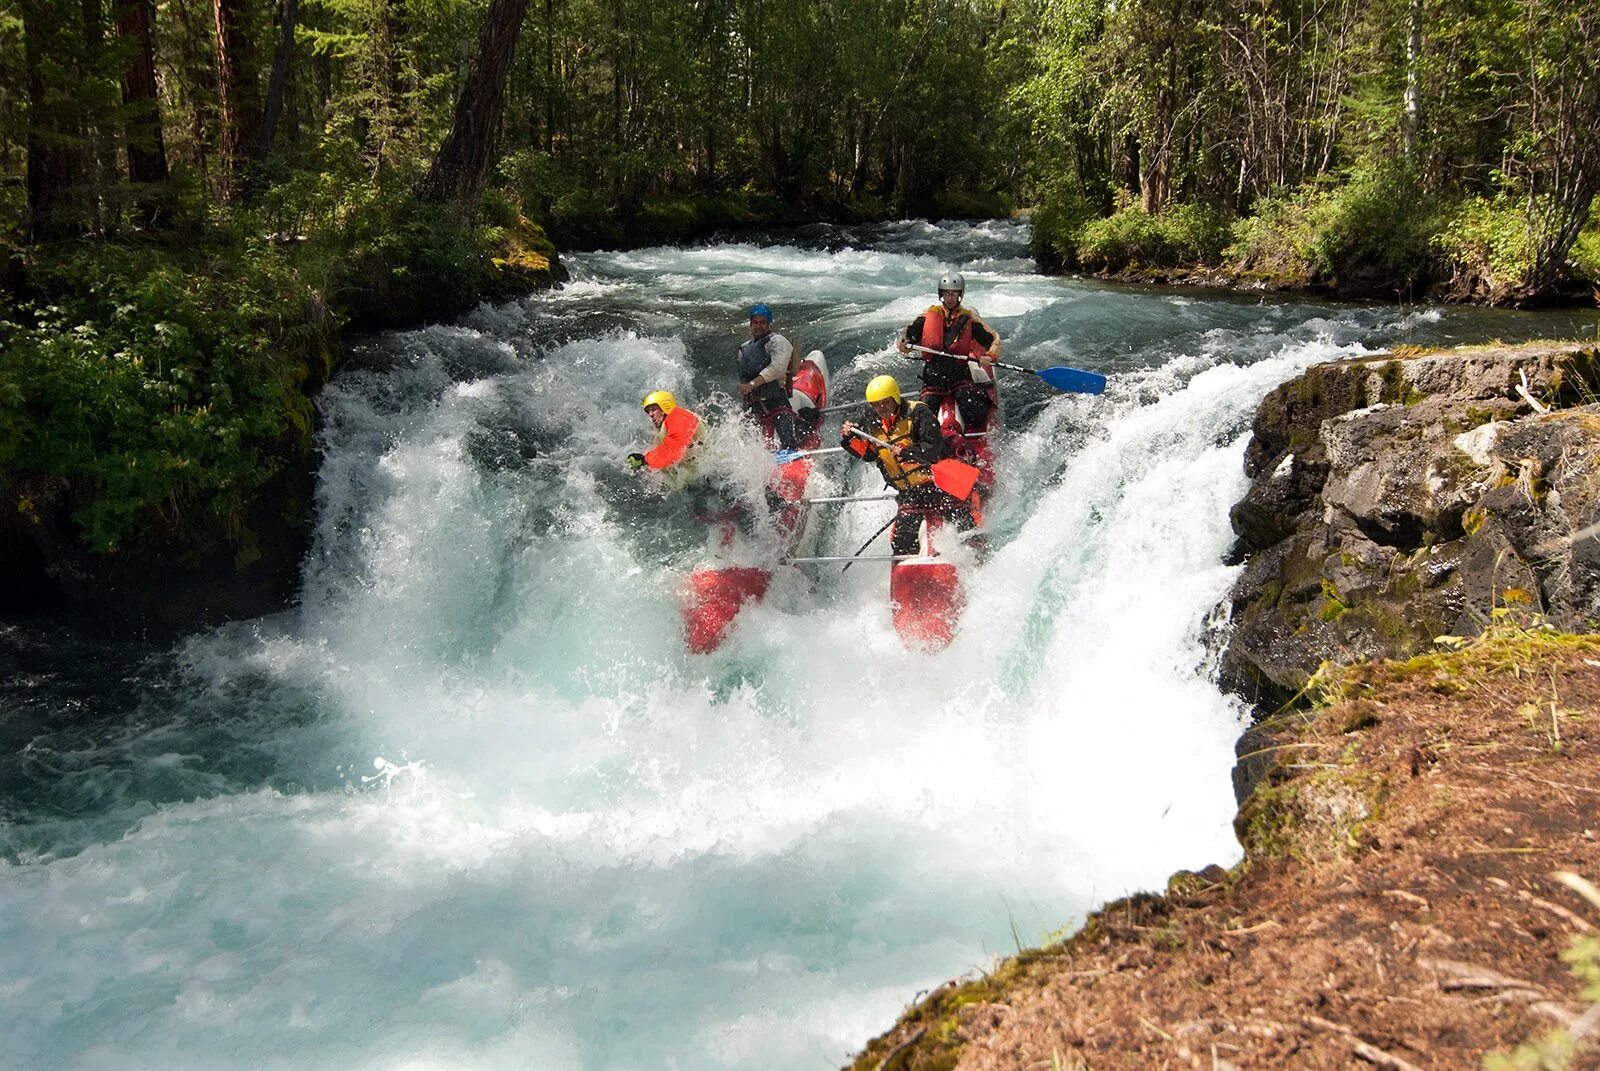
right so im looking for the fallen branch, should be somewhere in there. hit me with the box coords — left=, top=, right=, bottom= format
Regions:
left=875, top=1026, right=927, bottom=1071
left=1304, top=1015, right=1426, bottom=1071
left=1517, top=889, right=1598, bottom=934
left=1350, top=1037, right=1428, bottom=1071
left=1421, top=958, right=1545, bottom=993
left=1381, top=890, right=1431, bottom=910
left=1516, top=370, right=1551, bottom=414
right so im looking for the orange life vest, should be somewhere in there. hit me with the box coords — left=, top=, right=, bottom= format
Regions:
left=919, top=305, right=987, bottom=361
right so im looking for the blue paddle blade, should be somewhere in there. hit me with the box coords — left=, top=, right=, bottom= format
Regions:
left=1036, top=365, right=1107, bottom=394
left=772, top=449, right=803, bottom=464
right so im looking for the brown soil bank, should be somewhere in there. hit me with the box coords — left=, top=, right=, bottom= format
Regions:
left=844, top=624, right=1600, bottom=1070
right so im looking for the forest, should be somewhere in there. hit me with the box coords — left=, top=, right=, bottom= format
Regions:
left=1, top=0, right=1598, bottom=604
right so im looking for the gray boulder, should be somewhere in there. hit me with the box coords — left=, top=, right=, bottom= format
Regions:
left=1220, top=343, right=1600, bottom=710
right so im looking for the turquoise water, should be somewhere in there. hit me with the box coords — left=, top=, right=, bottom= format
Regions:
left=2, top=220, right=1594, bottom=1070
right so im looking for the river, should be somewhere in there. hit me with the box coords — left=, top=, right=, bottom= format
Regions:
left=2, top=220, right=1594, bottom=1070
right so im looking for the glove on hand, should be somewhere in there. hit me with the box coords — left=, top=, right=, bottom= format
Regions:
left=626, top=453, right=646, bottom=471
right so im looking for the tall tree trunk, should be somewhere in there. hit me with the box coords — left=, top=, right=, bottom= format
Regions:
left=22, top=0, right=85, bottom=237
left=116, top=0, right=169, bottom=193
left=250, top=0, right=297, bottom=179
left=543, top=0, right=555, bottom=153
left=212, top=0, right=257, bottom=200
left=1402, top=0, right=1421, bottom=159
left=82, top=0, right=119, bottom=231
left=416, top=0, right=531, bottom=207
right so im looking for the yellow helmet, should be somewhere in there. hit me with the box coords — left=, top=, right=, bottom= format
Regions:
left=864, top=375, right=901, bottom=405
left=641, top=390, right=677, bottom=414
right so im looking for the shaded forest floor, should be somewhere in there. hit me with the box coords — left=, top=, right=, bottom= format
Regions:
left=846, top=623, right=1600, bottom=1070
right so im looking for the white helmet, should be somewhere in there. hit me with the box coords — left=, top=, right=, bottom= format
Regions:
left=938, top=271, right=966, bottom=296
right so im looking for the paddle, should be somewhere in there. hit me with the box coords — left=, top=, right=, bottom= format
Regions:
left=773, top=445, right=845, bottom=463
left=908, top=343, right=1106, bottom=395
left=845, top=428, right=980, bottom=501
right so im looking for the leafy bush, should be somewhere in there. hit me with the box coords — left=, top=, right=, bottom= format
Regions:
left=1074, top=193, right=1228, bottom=271
left=1307, top=162, right=1432, bottom=290
left=2, top=242, right=331, bottom=553
left=1228, top=162, right=1434, bottom=294
left=1572, top=216, right=1600, bottom=286
left=328, top=189, right=487, bottom=327
left=1029, top=179, right=1100, bottom=270
left=1431, top=195, right=1538, bottom=303
left=1225, top=190, right=1321, bottom=284
left=930, top=188, right=1014, bottom=221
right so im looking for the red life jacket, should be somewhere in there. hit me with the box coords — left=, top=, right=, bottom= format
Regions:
left=919, top=305, right=986, bottom=360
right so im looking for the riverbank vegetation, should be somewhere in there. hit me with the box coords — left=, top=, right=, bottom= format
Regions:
left=1020, top=0, right=1600, bottom=304
left=2, top=0, right=1598, bottom=615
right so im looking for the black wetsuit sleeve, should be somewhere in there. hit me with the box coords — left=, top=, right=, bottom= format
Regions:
left=902, top=315, right=926, bottom=347
left=969, top=319, right=996, bottom=349
left=902, top=405, right=947, bottom=465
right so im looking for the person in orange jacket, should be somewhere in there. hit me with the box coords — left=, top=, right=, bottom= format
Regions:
left=628, top=390, right=702, bottom=473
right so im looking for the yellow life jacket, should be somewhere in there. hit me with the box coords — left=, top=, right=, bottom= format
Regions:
left=873, top=399, right=934, bottom=491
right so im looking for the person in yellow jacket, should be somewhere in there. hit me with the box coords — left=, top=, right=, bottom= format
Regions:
left=840, top=375, right=977, bottom=556
left=628, top=391, right=702, bottom=473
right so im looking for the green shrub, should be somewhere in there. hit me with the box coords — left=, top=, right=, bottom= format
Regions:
left=1028, top=177, right=1099, bottom=270
left=1431, top=195, right=1537, bottom=302
left=1076, top=196, right=1165, bottom=269
left=1226, top=189, right=1321, bottom=284
left=930, top=188, right=1014, bottom=221
left=1572, top=222, right=1600, bottom=286
left=1073, top=193, right=1228, bottom=271
left=328, top=189, right=486, bottom=327
left=1227, top=162, right=1433, bottom=294
left=3, top=242, right=331, bottom=553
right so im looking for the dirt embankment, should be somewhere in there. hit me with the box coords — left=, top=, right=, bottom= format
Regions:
left=844, top=626, right=1600, bottom=1070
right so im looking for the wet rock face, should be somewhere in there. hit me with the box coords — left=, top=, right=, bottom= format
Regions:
left=1220, top=344, right=1600, bottom=711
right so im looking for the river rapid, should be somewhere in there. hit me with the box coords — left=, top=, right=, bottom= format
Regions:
left=3, top=220, right=1595, bottom=1070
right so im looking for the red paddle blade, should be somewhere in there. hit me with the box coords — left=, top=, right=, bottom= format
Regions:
left=930, top=458, right=979, bottom=501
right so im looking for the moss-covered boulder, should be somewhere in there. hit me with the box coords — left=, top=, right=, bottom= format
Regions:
left=1221, top=343, right=1600, bottom=709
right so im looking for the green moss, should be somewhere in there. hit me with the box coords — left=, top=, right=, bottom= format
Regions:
left=1377, top=360, right=1427, bottom=406
left=1237, top=768, right=1386, bottom=861
left=1377, top=618, right=1600, bottom=685
left=1319, top=578, right=1350, bottom=621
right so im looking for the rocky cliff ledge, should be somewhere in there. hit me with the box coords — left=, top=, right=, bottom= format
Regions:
left=1221, top=342, right=1600, bottom=711
left=843, top=624, right=1600, bottom=1070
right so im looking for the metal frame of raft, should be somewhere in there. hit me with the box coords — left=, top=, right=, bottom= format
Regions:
left=802, top=492, right=899, bottom=505
left=781, top=553, right=927, bottom=564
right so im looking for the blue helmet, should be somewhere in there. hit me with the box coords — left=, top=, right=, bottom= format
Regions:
left=749, top=303, right=774, bottom=322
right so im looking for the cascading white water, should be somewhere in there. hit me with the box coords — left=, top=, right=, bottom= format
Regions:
left=3, top=220, right=1592, bottom=1070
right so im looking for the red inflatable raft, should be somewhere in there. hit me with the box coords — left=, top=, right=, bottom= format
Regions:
left=889, top=558, right=965, bottom=651
left=679, top=352, right=830, bottom=653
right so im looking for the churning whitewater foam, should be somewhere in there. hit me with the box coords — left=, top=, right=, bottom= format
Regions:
left=4, top=220, right=1593, bottom=1070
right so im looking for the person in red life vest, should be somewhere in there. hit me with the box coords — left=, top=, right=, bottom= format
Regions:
left=840, top=375, right=978, bottom=556
left=736, top=303, right=803, bottom=451
left=628, top=390, right=702, bottom=473
left=894, top=271, right=999, bottom=432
